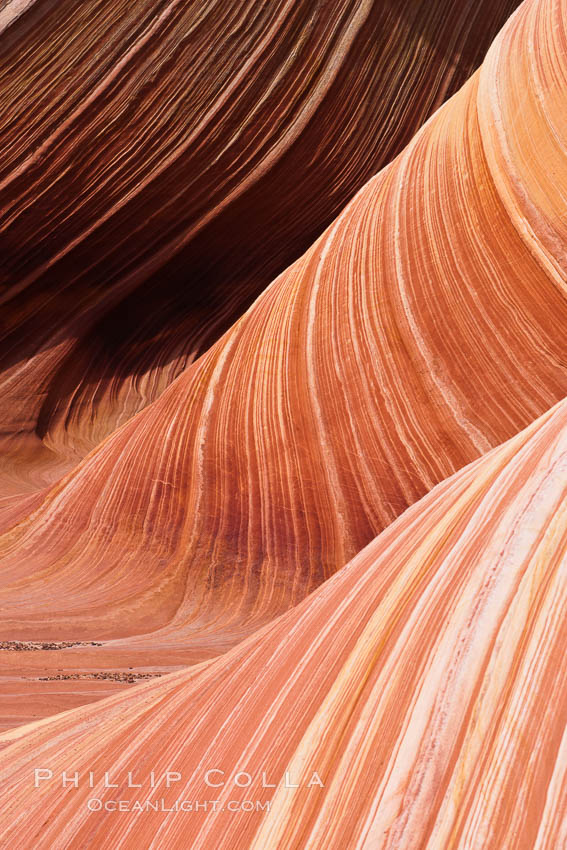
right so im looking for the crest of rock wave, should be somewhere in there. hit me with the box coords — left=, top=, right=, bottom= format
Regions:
left=0, top=0, right=519, bottom=486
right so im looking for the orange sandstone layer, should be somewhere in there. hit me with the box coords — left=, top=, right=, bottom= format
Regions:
left=0, top=396, right=565, bottom=848
left=0, top=0, right=566, bottom=729
left=0, top=0, right=520, bottom=487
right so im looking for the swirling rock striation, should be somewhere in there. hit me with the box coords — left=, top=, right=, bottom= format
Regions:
left=0, top=0, right=521, bottom=485
left=0, top=0, right=566, bottom=729
left=0, top=397, right=566, bottom=848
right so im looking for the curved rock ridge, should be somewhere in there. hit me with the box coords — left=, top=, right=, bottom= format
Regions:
left=0, top=0, right=521, bottom=486
left=0, top=396, right=566, bottom=849
left=1, top=0, right=566, bottom=645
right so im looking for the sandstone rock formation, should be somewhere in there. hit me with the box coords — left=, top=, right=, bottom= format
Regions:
left=1, top=397, right=565, bottom=848
left=0, top=0, right=519, bottom=488
left=1, top=0, right=566, bottom=673
left=0, top=0, right=566, bottom=845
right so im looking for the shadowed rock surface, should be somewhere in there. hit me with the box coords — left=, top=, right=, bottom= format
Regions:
left=0, top=0, right=520, bottom=489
